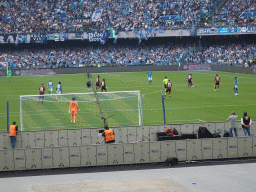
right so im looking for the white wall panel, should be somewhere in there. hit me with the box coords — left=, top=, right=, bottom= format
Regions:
left=123, top=143, right=134, bottom=164
left=68, top=130, right=82, bottom=146
left=149, top=142, right=161, bottom=162
left=14, top=150, right=26, bottom=170
left=176, top=141, right=187, bottom=161
left=69, top=146, right=81, bottom=167
left=107, top=144, right=124, bottom=164
left=186, top=140, right=202, bottom=160
left=134, top=143, right=150, bottom=163
left=0, top=150, right=14, bottom=171
left=213, top=138, right=228, bottom=159
left=42, top=148, right=53, bottom=169
left=238, top=137, right=253, bottom=157
left=53, top=147, right=69, bottom=168
left=80, top=146, right=96, bottom=166
left=25, top=148, right=42, bottom=169
left=160, top=141, right=176, bottom=161
left=201, top=139, right=213, bottom=159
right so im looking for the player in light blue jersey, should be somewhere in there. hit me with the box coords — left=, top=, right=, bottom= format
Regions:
left=147, top=71, right=152, bottom=85
left=47, top=80, right=53, bottom=94
left=234, top=76, right=239, bottom=95
left=56, top=82, right=62, bottom=101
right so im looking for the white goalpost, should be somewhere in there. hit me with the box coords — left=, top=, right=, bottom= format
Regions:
left=20, top=91, right=143, bottom=131
left=0, top=62, right=8, bottom=76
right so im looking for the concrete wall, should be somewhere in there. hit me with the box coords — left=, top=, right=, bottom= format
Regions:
left=12, top=64, right=256, bottom=76
left=1, top=121, right=255, bottom=171
left=1, top=121, right=255, bottom=150
left=1, top=136, right=256, bottom=171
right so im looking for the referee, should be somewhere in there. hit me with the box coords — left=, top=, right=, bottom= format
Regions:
left=163, top=76, right=169, bottom=89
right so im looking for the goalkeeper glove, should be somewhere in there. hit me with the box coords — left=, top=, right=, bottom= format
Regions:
left=68, top=110, right=70, bottom=113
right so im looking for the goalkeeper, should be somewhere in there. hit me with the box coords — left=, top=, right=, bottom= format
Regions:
left=68, top=97, right=80, bottom=123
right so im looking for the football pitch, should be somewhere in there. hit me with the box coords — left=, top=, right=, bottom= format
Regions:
left=1, top=71, right=255, bottom=132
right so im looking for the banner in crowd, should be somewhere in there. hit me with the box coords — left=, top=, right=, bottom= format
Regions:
left=88, top=31, right=104, bottom=42
left=160, top=15, right=177, bottom=20
left=242, top=12, right=256, bottom=17
left=239, top=26, right=256, bottom=33
left=183, top=64, right=211, bottom=71
left=20, top=69, right=56, bottom=76
left=218, top=27, right=237, bottom=33
left=197, top=28, right=218, bottom=34
left=30, top=33, right=47, bottom=43
left=100, top=30, right=110, bottom=44
left=197, top=26, right=256, bottom=34
left=0, top=34, right=30, bottom=44
left=92, top=9, right=103, bottom=22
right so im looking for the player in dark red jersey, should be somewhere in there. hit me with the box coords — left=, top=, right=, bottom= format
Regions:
left=187, top=74, right=192, bottom=88
left=37, top=83, right=45, bottom=104
left=214, top=74, right=220, bottom=91
left=164, top=79, right=172, bottom=99
left=96, top=75, right=100, bottom=91
left=101, top=79, right=107, bottom=92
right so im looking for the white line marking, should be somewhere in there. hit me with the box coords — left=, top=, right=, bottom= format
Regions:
left=198, top=119, right=206, bottom=122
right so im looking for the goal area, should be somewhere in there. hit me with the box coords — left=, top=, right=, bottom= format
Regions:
left=20, top=91, right=142, bottom=131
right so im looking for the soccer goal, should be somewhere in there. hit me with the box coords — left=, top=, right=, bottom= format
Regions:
left=20, top=91, right=143, bottom=131
left=0, top=62, right=8, bottom=76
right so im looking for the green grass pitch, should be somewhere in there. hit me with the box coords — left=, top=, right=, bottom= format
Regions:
left=1, top=71, right=255, bottom=132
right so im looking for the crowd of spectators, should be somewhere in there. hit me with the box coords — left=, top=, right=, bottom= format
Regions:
left=209, top=0, right=256, bottom=27
left=2, top=0, right=255, bottom=34
left=1, top=43, right=255, bottom=68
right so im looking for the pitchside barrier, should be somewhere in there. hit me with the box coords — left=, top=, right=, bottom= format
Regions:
left=0, top=121, right=255, bottom=172
left=1, top=137, right=256, bottom=171
left=0, top=121, right=255, bottom=150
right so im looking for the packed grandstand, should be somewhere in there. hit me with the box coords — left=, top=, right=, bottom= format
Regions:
left=0, top=0, right=256, bottom=70
left=0, top=43, right=255, bottom=68
left=0, top=0, right=255, bottom=33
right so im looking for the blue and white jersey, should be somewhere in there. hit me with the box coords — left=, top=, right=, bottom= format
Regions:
left=48, top=81, right=53, bottom=89
left=235, top=78, right=238, bottom=85
left=147, top=72, right=152, bottom=78
left=57, top=84, right=62, bottom=92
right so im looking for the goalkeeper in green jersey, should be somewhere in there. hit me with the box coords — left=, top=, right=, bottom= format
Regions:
left=8, top=69, right=12, bottom=82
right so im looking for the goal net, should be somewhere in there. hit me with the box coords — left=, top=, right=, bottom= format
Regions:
left=0, top=62, right=8, bottom=77
left=20, top=91, right=142, bottom=131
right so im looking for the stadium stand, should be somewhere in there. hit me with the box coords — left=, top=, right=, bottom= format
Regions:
left=2, top=0, right=255, bottom=33
left=208, top=0, right=256, bottom=27
left=1, top=43, right=255, bottom=68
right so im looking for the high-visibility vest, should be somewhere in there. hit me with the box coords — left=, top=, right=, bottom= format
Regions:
left=104, top=129, right=115, bottom=142
left=9, top=125, right=17, bottom=137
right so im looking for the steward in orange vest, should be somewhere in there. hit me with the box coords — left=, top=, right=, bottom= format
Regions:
left=102, top=125, right=115, bottom=143
left=9, top=121, right=18, bottom=149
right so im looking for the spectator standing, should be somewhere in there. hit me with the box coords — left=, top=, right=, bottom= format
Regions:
left=227, top=111, right=238, bottom=137
left=9, top=121, right=18, bottom=149
left=241, top=112, right=252, bottom=136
